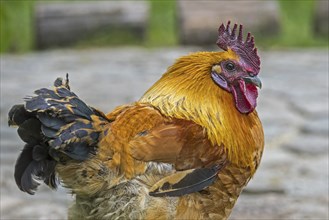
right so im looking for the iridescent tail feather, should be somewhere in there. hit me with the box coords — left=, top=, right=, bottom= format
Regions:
left=8, top=76, right=109, bottom=194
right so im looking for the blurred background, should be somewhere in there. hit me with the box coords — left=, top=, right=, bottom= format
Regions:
left=0, top=0, right=328, bottom=51
left=0, top=0, right=328, bottom=219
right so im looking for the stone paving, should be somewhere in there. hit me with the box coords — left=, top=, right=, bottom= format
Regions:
left=0, top=47, right=328, bottom=219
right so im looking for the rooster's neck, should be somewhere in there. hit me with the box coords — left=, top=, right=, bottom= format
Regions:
left=140, top=54, right=264, bottom=169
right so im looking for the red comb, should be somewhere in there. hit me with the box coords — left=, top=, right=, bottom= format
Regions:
left=217, top=21, right=260, bottom=74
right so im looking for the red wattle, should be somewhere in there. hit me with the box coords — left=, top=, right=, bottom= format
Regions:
left=231, top=80, right=258, bottom=114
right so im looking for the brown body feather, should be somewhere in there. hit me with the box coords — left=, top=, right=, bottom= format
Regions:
left=9, top=42, right=263, bottom=218
left=53, top=51, right=264, bottom=219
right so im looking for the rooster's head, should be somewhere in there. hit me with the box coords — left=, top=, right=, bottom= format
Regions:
left=211, top=21, right=261, bottom=114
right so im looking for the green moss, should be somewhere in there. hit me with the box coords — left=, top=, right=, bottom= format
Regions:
left=146, top=0, right=178, bottom=47
left=74, top=27, right=144, bottom=48
left=277, top=0, right=327, bottom=47
left=0, top=0, right=34, bottom=53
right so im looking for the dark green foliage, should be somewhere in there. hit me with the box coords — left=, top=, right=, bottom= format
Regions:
left=146, top=0, right=178, bottom=47
left=277, top=0, right=328, bottom=47
left=0, top=0, right=34, bottom=53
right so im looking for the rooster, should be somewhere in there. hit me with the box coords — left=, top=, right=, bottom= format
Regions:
left=8, top=21, right=264, bottom=220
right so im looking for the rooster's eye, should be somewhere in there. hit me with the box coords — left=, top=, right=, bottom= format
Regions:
left=225, top=62, right=235, bottom=71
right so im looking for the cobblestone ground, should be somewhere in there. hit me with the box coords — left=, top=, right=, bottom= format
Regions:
left=1, top=48, right=328, bottom=220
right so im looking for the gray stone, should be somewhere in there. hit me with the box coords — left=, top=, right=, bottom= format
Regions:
left=178, top=0, right=280, bottom=44
left=257, top=91, right=304, bottom=148
left=289, top=97, right=329, bottom=118
left=301, top=117, right=329, bottom=135
left=231, top=194, right=329, bottom=219
left=232, top=193, right=300, bottom=219
left=284, top=134, right=328, bottom=155
left=1, top=196, right=68, bottom=219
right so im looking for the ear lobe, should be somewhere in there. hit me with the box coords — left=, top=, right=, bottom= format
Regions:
left=211, top=72, right=231, bottom=92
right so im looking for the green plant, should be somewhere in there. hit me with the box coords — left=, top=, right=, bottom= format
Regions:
left=0, top=0, right=34, bottom=53
left=146, top=0, right=178, bottom=47
left=279, top=0, right=317, bottom=46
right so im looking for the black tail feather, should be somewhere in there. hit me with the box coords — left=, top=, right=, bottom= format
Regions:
left=14, top=144, right=34, bottom=193
left=8, top=104, right=34, bottom=126
left=14, top=143, right=57, bottom=195
left=9, top=76, right=109, bottom=194
left=17, top=118, right=42, bottom=145
left=32, top=145, right=49, bottom=161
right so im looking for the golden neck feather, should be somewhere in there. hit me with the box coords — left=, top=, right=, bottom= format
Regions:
left=140, top=51, right=264, bottom=170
